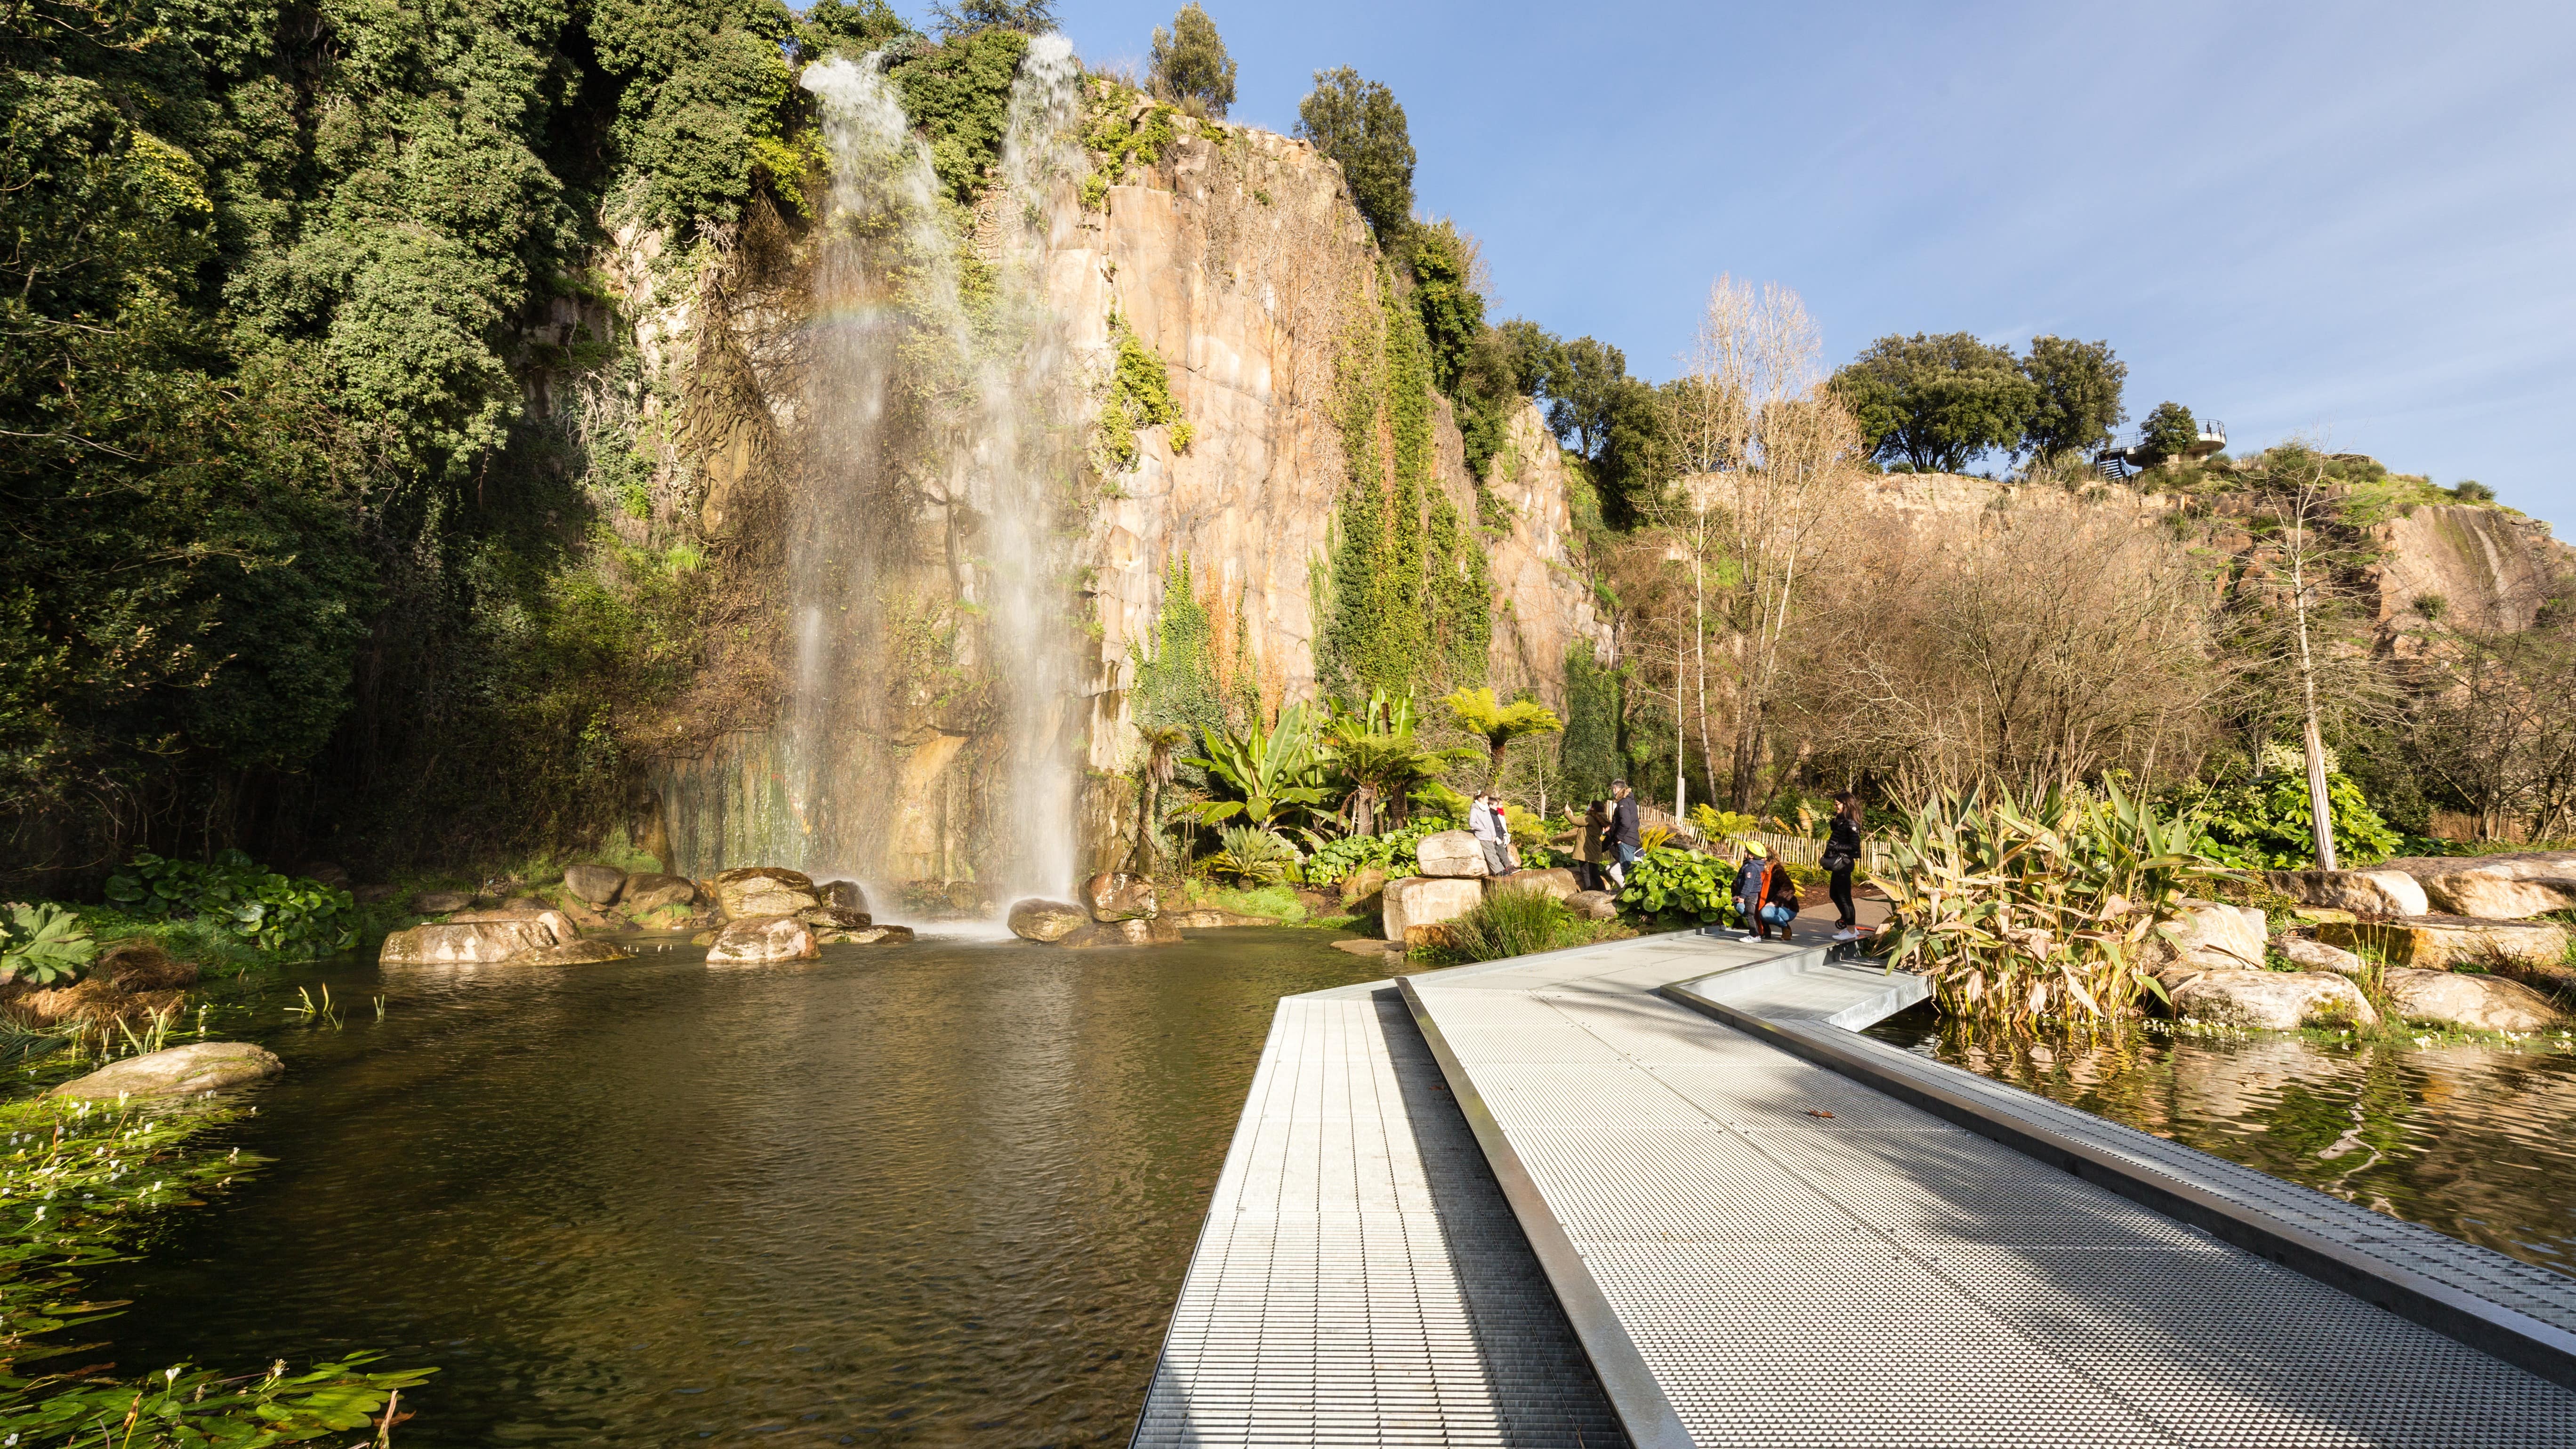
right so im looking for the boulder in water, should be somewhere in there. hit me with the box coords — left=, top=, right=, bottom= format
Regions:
left=620, top=874, right=700, bottom=917
left=450, top=908, right=580, bottom=946
left=1061, top=917, right=1183, bottom=948
left=1414, top=831, right=1489, bottom=879
left=2382, top=968, right=2566, bottom=1032
left=1383, top=875, right=1485, bottom=943
left=797, top=904, right=873, bottom=931
left=704, top=915, right=821, bottom=965
left=1167, top=909, right=1280, bottom=928
left=1082, top=872, right=1159, bottom=922
left=712, top=867, right=821, bottom=920
left=563, top=863, right=627, bottom=906
left=381, top=920, right=557, bottom=965
left=49, top=1042, right=282, bottom=1100
left=1339, top=866, right=1388, bottom=912
left=819, top=879, right=867, bottom=913
left=2172, top=970, right=2379, bottom=1030
left=1009, top=898, right=1089, bottom=942
left=824, top=924, right=914, bottom=946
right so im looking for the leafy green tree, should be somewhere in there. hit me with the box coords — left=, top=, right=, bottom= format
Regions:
left=1296, top=67, right=1415, bottom=242
left=2018, top=336, right=2127, bottom=461
left=927, top=0, right=1055, bottom=38
left=1410, top=221, right=1486, bottom=393
left=1495, top=319, right=1562, bottom=397
left=1544, top=336, right=1626, bottom=458
left=1318, top=692, right=1478, bottom=835
left=799, top=0, right=913, bottom=56
left=2138, top=401, right=2200, bottom=464
left=1557, top=643, right=1624, bottom=801
left=1441, top=687, right=1564, bottom=787
left=1180, top=705, right=1332, bottom=840
left=1830, top=332, right=2037, bottom=473
left=1150, top=4, right=1237, bottom=116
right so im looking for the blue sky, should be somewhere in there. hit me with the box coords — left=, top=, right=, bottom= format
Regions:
left=973, top=1, right=2576, bottom=530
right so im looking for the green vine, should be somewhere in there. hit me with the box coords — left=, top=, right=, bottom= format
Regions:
left=1079, top=82, right=1180, bottom=209
left=1094, top=314, right=1188, bottom=475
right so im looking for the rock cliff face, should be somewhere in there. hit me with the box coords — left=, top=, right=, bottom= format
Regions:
left=633, top=102, right=1606, bottom=883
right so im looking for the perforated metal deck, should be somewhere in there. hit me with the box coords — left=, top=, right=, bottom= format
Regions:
left=1402, top=933, right=2576, bottom=1448
left=1130, top=982, right=1625, bottom=1447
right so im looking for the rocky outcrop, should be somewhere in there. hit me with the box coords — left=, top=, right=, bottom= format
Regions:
left=2418, top=871, right=2576, bottom=919
left=1082, top=871, right=1159, bottom=922
left=2313, top=916, right=2568, bottom=969
left=1414, top=831, right=1489, bottom=879
left=49, top=1042, right=283, bottom=1100
left=1009, top=898, right=1089, bottom=942
left=2265, top=869, right=2429, bottom=918
left=1383, top=875, right=1485, bottom=944
left=2381, top=968, right=2567, bottom=1032
left=704, top=915, right=821, bottom=964
left=2172, top=970, right=2380, bottom=1030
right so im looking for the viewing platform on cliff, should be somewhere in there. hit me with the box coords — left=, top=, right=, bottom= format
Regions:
left=1134, top=931, right=2576, bottom=1448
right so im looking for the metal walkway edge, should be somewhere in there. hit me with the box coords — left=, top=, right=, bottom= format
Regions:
left=1399, top=931, right=2576, bottom=1448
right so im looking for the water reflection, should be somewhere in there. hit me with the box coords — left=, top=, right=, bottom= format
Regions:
left=1869, top=1010, right=2576, bottom=1276
left=98, top=929, right=1381, bottom=1447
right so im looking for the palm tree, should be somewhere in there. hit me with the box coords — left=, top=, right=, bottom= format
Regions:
left=1133, top=723, right=1191, bottom=872
left=1440, top=686, right=1565, bottom=789
left=1318, top=690, right=1479, bottom=835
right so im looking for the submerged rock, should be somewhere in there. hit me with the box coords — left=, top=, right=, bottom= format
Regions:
left=49, top=1042, right=282, bottom=1100
left=1081, top=872, right=1159, bottom=922
left=1060, top=917, right=1183, bottom=948
left=1333, top=937, right=1399, bottom=958
left=822, top=924, right=913, bottom=946
left=1491, top=867, right=1580, bottom=902
left=704, top=915, right=821, bottom=964
left=711, top=867, right=821, bottom=920
left=1413, top=831, right=1489, bottom=879
left=1009, top=898, right=1090, bottom=942
left=1166, top=909, right=1281, bottom=928
left=2172, top=970, right=2379, bottom=1031
left=2381, top=968, right=2567, bottom=1033
left=380, top=920, right=557, bottom=965
left=562, top=863, right=627, bottom=906
left=509, top=939, right=635, bottom=966
left=1382, top=875, right=1484, bottom=943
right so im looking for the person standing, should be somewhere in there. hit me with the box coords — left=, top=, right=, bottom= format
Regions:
left=1576, top=799, right=1609, bottom=891
left=1469, top=792, right=1512, bottom=876
left=1607, top=780, right=1642, bottom=887
left=1824, top=792, right=1866, bottom=942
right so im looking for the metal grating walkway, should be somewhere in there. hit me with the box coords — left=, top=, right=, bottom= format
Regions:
left=1130, top=982, right=1625, bottom=1447
left=1401, top=933, right=2576, bottom=1448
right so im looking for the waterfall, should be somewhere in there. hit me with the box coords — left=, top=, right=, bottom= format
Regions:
left=762, top=42, right=1086, bottom=912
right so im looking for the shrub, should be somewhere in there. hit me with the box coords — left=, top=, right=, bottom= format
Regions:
left=103, top=851, right=358, bottom=960
left=1301, top=817, right=1458, bottom=886
left=1618, top=846, right=1734, bottom=924
left=0, top=904, right=97, bottom=986
left=1440, top=891, right=1578, bottom=963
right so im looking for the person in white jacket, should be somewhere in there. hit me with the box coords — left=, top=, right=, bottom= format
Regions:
left=1468, top=792, right=1513, bottom=876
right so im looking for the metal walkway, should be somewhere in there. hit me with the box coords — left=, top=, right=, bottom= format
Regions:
left=1138, top=932, right=2576, bottom=1448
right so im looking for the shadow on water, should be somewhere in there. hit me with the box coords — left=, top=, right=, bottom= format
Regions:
left=94, top=928, right=1385, bottom=1448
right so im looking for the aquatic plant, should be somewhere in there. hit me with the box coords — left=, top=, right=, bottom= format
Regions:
left=0, top=1096, right=435, bottom=1442
left=1874, top=783, right=2223, bottom=1029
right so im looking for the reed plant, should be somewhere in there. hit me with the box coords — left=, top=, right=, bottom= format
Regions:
left=1873, top=782, right=2226, bottom=1029
left=1433, top=891, right=1628, bottom=965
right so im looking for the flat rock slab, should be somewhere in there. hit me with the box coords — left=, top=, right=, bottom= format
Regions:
left=1165, top=909, right=1281, bottom=928
left=2158, top=899, right=2268, bottom=970
left=509, top=940, right=634, bottom=966
left=381, top=920, right=556, bottom=965
left=2316, top=915, right=2570, bottom=968
left=820, top=924, right=913, bottom=946
left=2383, top=967, right=2568, bottom=1032
left=2277, top=936, right=2367, bottom=975
left=2266, top=869, right=2430, bottom=917
left=51, top=1042, right=282, bottom=1099
left=2420, top=871, right=2576, bottom=920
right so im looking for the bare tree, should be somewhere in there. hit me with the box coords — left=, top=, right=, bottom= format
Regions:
left=1650, top=276, right=1859, bottom=811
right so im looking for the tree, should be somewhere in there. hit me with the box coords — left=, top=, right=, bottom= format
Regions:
left=2138, top=401, right=2199, bottom=465
left=1318, top=691, right=1477, bottom=835
left=927, top=0, right=1053, bottom=37
left=1149, top=4, right=1236, bottom=115
left=1830, top=332, right=2036, bottom=473
left=2018, top=336, right=2127, bottom=462
left=1440, top=688, right=1564, bottom=788
left=1296, top=68, right=1415, bottom=243
left=1543, top=337, right=1626, bottom=458
left=1494, top=319, right=1561, bottom=397
left=1410, top=221, right=1486, bottom=393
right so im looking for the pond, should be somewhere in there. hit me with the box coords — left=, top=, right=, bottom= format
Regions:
left=97, top=927, right=1381, bottom=1447
left=1867, top=1009, right=2576, bottom=1277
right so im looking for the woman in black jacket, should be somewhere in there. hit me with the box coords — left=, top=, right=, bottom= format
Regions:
left=1825, top=793, right=1864, bottom=941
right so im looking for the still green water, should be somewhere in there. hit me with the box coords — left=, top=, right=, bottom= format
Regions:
left=1868, top=1010, right=2576, bottom=1277
left=97, top=928, right=1380, bottom=1447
